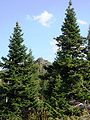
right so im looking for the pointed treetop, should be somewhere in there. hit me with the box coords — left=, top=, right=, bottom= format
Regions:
left=68, top=0, right=72, bottom=9
left=69, top=0, right=72, bottom=5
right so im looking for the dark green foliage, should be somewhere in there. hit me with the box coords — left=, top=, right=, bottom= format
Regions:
left=54, top=0, right=86, bottom=100
left=0, top=22, right=39, bottom=120
left=55, top=0, right=90, bottom=106
left=56, top=0, right=83, bottom=60
left=0, top=1, right=90, bottom=119
left=42, top=0, right=90, bottom=117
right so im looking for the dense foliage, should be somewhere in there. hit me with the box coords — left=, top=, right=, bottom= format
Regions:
left=0, top=22, right=39, bottom=120
left=0, top=0, right=90, bottom=119
left=41, top=0, right=90, bottom=118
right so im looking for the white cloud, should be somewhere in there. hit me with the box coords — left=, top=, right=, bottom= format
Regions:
left=77, top=19, right=88, bottom=25
left=33, top=11, right=54, bottom=27
left=50, top=40, right=58, bottom=53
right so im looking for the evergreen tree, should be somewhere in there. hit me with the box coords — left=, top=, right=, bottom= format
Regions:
left=56, top=0, right=83, bottom=60
left=0, top=22, right=39, bottom=119
left=44, top=0, right=87, bottom=116
left=54, top=0, right=85, bottom=99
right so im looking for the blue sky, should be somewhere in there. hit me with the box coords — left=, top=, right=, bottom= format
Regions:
left=0, top=0, right=90, bottom=62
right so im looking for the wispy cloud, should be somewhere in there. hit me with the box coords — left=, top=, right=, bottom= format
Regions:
left=50, top=40, right=57, bottom=53
left=33, top=11, right=54, bottom=27
left=77, top=19, right=88, bottom=25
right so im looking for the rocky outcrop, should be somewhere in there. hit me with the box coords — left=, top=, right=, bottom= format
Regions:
left=35, top=57, right=51, bottom=75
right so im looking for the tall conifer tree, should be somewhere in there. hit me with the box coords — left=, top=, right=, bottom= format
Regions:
left=0, top=22, right=39, bottom=119
left=54, top=0, right=85, bottom=99
left=56, top=0, right=82, bottom=60
left=44, top=0, right=87, bottom=116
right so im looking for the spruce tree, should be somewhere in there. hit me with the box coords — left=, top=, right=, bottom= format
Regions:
left=56, top=0, right=82, bottom=60
left=44, top=0, right=87, bottom=116
left=0, top=22, right=39, bottom=119
left=54, top=0, right=85, bottom=99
